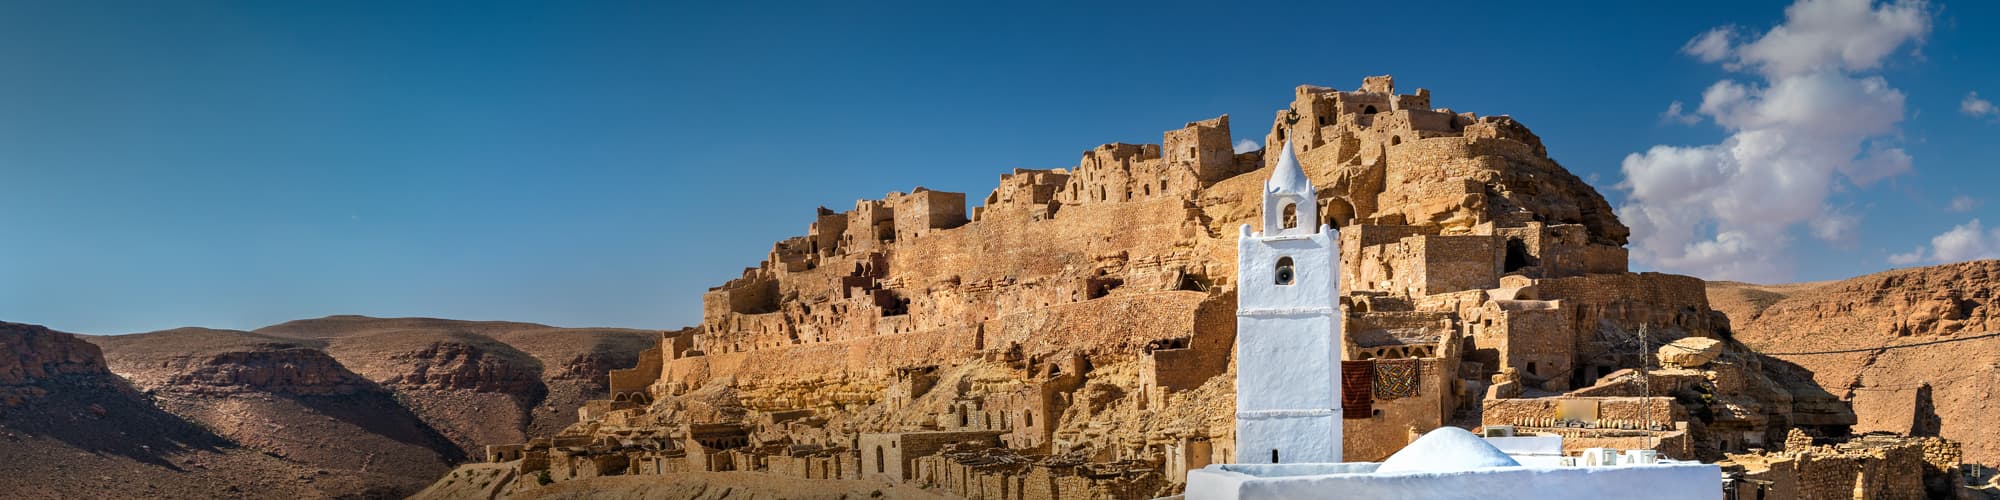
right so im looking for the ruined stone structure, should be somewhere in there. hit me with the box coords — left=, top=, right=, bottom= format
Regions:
left=1720, top=429, right=1966, bottom=499
left=434, top=76, right=1976, bottom=498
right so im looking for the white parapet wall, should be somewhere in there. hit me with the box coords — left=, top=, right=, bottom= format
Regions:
left=1186, top=462, right=1723, bottom=500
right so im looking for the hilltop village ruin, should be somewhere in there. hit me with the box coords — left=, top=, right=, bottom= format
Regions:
left=445, top=77, right=1974, bottom=499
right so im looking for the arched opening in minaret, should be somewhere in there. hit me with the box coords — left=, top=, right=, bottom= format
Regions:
left=1274, top=257, right=1295, bottom=286
left=1281, top=203, right=1298, bottom=230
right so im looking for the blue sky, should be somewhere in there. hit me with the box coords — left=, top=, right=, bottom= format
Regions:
left=2, top=0, right=1995, bottom=334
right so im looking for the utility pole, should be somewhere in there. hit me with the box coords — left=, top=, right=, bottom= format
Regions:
left=1640, top=324, right=1656, bottom=447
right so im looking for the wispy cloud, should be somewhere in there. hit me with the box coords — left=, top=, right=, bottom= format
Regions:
left=1618, top=0, right=1930, bottom=282
left=1949, top=195, right=1981, bottom=212
left=1659, top=101, right=1702, bottom=125
left=1964, top=92, right=1998, bottom=119
left=1234, top=139, right=1262, bottom=154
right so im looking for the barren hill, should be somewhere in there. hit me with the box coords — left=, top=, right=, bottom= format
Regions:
left=0, top=321, right=334, bottom=499
left=251, top=315, right=664, bottom=443
left=1709, top=260, right=2000, bottom=465
left=60, top=316, right=664, bottom=497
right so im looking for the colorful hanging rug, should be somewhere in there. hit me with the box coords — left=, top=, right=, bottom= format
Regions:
left=1341, top=360, right=1374, bottom=418
left=1373, top=358, right=1420, bottom=401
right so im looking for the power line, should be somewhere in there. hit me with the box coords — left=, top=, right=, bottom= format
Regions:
left=1749, top=331, right=2000, bottom=356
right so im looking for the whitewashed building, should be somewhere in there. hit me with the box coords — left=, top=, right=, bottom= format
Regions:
left=1233, top=140, right=1342, bottom=465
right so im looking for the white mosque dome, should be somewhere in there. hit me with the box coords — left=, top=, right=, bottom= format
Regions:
left=1375, top=427, right=1521, bottom=474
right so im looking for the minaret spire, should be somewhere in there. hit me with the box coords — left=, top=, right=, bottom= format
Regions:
left=1268, top=139, right=1312, bottom=196
left=1260, top=139, right=1320, bottom=236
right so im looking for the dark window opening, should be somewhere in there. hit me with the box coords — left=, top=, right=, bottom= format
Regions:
left=876, top=446, right=885, bottom=473
left=1527, top=362, right=1539, bottom=376
left=1362, top=105, right=1379, bottom=115
left=1275, top=257, right=1295, bottom=286
left=1504, top=237, right=1536, bottom=273
left=1270, top=449, right=1279, bottom=464
left=1087, top=277, right=1123, bottom=299
left=1281, top=203, right=1298, bottom=229
left=1177, top=273, right=1209, bottom=292
left=1391, top=135, right=1402, bottom=146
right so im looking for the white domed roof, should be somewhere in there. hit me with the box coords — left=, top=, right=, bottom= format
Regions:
left=1375, top=427, right=1521, bottom=474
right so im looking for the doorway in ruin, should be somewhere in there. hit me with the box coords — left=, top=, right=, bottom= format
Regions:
left=1505, top=237, right=1536, bottom=273
left=1323, top=198, right=1355, bottom=230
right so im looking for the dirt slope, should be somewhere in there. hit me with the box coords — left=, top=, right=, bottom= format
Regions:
left=1710, top=260, right=2000, bottom=466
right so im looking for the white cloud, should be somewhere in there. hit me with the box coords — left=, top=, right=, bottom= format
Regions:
left=1234, top=139, right=1262, bottom=154
left=1731, top=0, right=1931, bottom=78
left=1618, top=0, right=1929, bottom=282
left=1948, top=195, right=1980, bottom=212
left=1887, top=248, right=1925, bottom=265
left=1660, top=101, right=1702, bottom=125
left=1810, top=209, right=1860, bottom=245
left=1964, top=92, right=1998, bottom=119
left=1683, top=28, right=1736, bottom=63
left=1890, top=219, right=2000, bottom=265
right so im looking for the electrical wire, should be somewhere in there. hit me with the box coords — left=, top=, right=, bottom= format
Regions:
left=1748, top=331, right=2000, bottom=356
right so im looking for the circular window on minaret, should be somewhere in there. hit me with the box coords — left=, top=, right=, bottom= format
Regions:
left=1275, top=257, right=1295, bottom=285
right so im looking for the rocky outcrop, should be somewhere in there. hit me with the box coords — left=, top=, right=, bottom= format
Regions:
left=160, top=346, right=372, bottom=395
left=379, top=341, right=543, bottom=394
left=0, top=321, right=114, bottom=406
left=1657, top=337, right=1723, bottom=368
left=0, top=321, right=110, bottom=384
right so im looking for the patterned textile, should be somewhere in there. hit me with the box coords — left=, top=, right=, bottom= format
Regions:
left=1373, top=358, right=1420, bottom=400
left=1341, top=360, right=1374, bottom=418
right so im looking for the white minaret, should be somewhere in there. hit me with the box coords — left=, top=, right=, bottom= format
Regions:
left=1234, top=139, right=1342, bottom=464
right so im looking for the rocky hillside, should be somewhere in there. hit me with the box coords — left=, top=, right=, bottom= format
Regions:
left=1710, top=260, right=2000, bottom=466
left=0, top=321, right=340, bottom=498
left=0, top=316, right=668, bottom=498
left=249, top=316, right=663, bottom=442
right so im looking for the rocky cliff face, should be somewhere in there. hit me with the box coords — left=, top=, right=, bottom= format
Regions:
left=166, top=347, right=369, bottom=395
left=0, top=321, right=112, bottom=403
left=374, top=340, right=545, bottom=393
left=1713, top=260, right=2000, bottom=466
